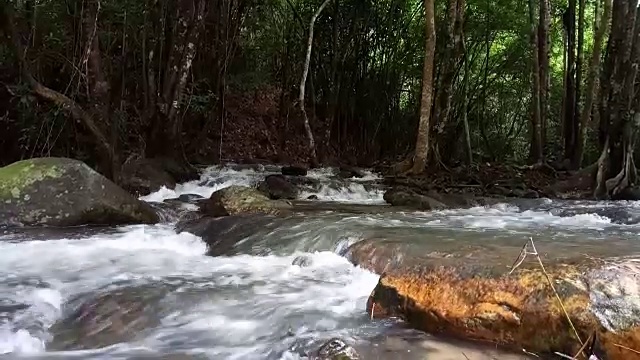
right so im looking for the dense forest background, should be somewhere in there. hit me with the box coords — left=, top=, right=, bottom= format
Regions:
left=0, top=0, right=638, bottom=197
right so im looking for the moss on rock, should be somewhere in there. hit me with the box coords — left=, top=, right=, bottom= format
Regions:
left=200, top=185, right=292, bottom=217
left=0, top=158, right=64, bottom=200
left=0, top=157, right=158, bottom=226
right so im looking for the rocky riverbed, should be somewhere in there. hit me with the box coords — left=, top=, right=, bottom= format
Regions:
left=0, top=160, right=639, bottom=359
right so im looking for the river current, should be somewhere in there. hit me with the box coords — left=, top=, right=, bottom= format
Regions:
left=0, top=165, right=638, bottom=359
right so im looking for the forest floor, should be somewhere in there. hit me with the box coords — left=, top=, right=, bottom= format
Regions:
left=212, top=87, right=579, bottom=198
left=378, top=161, right=578, bottom=199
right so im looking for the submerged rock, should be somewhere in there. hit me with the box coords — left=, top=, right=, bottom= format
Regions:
left=383, top=189, right=447, bottom=210
left=338, top=165, right=366, bottom=179
left=310, top=338, right=360, bottom=360
left=383, top=188, right=496, bottom=210
left=200, top=185, right=292, bottom=217
left=292, top=255, right=313, bottom=267
left=258, top=174, right=300, bottom=200
left=49, top=286, right=167, bottom=350
left=282, top=165, right=308, bottom=176
left=177, top=215, right=280, bottom=256
left=352, top=237, right=640, bottom=359
left=0, top=157, right=158, bottom=227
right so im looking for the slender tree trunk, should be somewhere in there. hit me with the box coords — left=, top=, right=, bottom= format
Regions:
left=571, top=0, right=586, bottom=168
left=148, top=0, right=206, bottom=159
left=573, top=0, right=612, bottom=168
left=563, top=1, right=577, bottom=161
left=462, top=39, right=472, bottom=165
left=410, top=0, right=436, bottom=174
left=299, top=0, right=332, bottom=167
left=529, top=0, right=543, bottom=162
left=433, top=0, right=465, bottom=165
left=538, top=0, right=550, bottom=154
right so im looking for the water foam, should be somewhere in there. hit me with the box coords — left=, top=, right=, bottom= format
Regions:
left=0, top=225, right=208, bottom=355
left=141, top=164, right=385, bottom=204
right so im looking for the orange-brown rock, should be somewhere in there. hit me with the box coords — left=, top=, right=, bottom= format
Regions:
left=348, top=238, right=640, bottom=359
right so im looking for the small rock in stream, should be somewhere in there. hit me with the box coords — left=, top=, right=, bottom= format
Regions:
left=311, top=338, right=360, bottom=360
left=282, top=165, right=308, bottom=176
left=292, top=255, right=313, bottom=267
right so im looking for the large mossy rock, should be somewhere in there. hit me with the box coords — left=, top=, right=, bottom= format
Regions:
left=0, top=157, right=159, bottom=226
left=200, top=185, right=291, bottom=217
left=348, top=237, right=640, bottom=359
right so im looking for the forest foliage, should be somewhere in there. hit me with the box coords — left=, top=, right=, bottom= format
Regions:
left=0, top=0, right=638, bottom=198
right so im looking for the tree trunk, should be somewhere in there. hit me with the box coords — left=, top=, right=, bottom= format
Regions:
left=462, top=39, right=472, bottom=165
left=299, top=0, right=332, bottom=167
left=563, top=1, right=577, bottom=161
left=595, top=0, right=640, bottom=199
left=432, top=0, right=465, bottom=165
left=538, top=0, right=550, bottom=153
left=409, top=0, right=436, bottom=174
left=0, top=0, right=116, bottom=177
left=573, top=0, right=612, bottom=168
left=528, top=0, right=543, bottom=162
left=147, top=0, right=206, bottom=159
left=571, top=0, right=586, bottom=168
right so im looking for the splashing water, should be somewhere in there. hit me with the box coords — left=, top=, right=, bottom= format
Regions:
left=2, top=165, right=639, bottom=359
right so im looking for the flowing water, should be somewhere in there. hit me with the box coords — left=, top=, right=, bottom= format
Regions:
left=0, top=165, right=638, bottom=359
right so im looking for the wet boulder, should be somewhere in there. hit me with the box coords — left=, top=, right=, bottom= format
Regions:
left=338, top=166, right=366, bottom=179
left=200, top=185, right=291, bottom=217
left=383, top=188, right=495, bottom=210
left=310, top=338, right=360, bottom=360
left=257, top=174, right=300, bottom=200
left=0, top=157, right=158, bottom=227
left=118, top=157, right=200, bottom=196
left=292, top=255, right=313, bottom=267
left=383, top=188, right=446, bottom=210
left=282, top=165, right=308, bottom=176
left=351, top=237, right=640, bottom=359
left=177, top=215, right=284, bottom=256
left=49, top=286, right=166, bottom=350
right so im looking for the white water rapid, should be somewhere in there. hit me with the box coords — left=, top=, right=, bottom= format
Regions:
left=1, top=165, right=638, bottom=359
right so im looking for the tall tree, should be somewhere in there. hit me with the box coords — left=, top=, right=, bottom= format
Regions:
left=595, top=0, right=640, bottom=199
left=410, top=0, right=436, bottom=174
left=571, top=0, right=586, bottom=168
left=573, top=0, right=612, bottom=168
left=528, top=0, right=543, bottom=162
left=562, top=0, right=577, bottom=162
left=538, top=0, right=550, bottom=153
left=432, top=0, right=466, bottom=165
left=299, top=0, right=333, bottom=167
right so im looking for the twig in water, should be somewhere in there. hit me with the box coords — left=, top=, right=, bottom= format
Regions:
left=572, top=331, right=595, bottom=359
left=614, top=343, right=640, bottom=355
left=522, top=349, right=540, bottom=357
left=509, top=237, right=585, bottom=357
left=370, top=303, right=375, bottom=321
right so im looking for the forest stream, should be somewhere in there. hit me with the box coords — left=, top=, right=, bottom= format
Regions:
left=1, top=165, right=639, bottom=359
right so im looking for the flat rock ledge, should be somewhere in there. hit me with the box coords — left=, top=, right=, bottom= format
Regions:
left=348, top=239, right=640, bottom=359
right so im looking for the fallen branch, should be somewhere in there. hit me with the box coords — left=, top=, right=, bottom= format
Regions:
left=0, top=2, right=114, bottom=169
